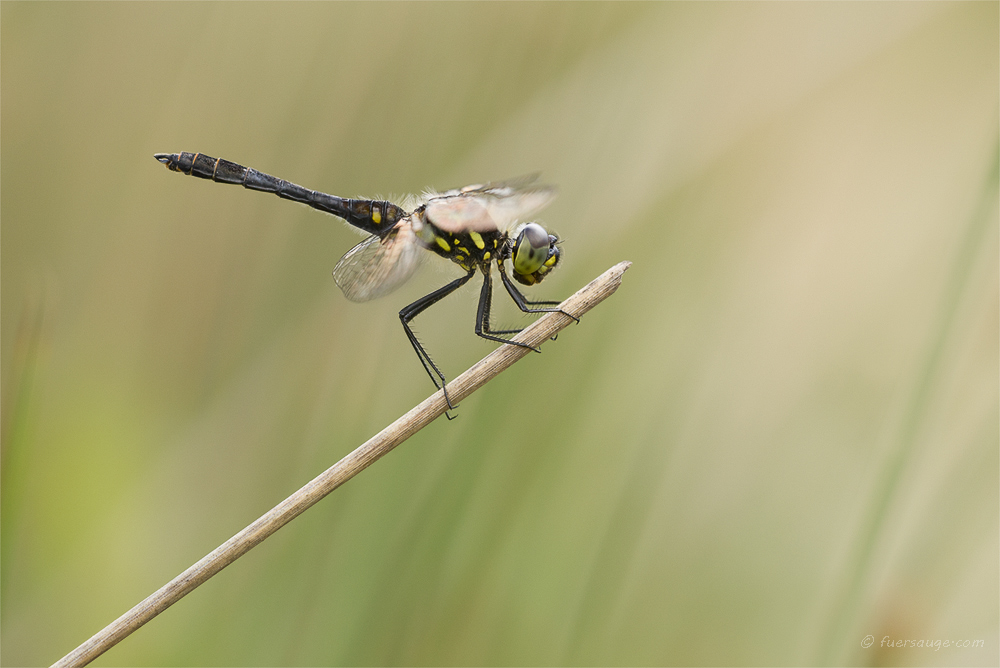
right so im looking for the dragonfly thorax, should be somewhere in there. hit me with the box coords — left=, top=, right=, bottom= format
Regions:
left=412, top=213, right=505, bottom=273
left=412, top=213, right=560, bottom=286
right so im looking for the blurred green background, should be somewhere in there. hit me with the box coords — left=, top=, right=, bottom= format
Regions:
left=2, top=2, right=997, bottom=666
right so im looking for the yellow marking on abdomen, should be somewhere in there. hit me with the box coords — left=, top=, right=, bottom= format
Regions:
left=372, top=208, right=382, bottom=224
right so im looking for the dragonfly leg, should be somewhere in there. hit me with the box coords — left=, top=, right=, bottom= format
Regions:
left=498, top=265, right=579, bottom=322
left=474, top=271, right=542, bottom=352
left=400, top=269, right=476, bottom=415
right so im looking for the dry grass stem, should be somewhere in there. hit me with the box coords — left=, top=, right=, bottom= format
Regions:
left=52, top=260, right=632, bottom=668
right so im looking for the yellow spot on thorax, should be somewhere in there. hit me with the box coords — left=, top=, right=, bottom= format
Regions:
left=435, top=236, right=451, bottom=252
left=468, top=230, right=486, bottom=249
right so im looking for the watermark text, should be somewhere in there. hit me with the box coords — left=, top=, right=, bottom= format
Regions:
left=861, top=634, right=985, bottom=651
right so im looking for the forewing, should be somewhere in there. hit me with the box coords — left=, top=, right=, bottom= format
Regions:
left=482, top=185, right=556, bottom=231
left=424, top=175, right=557, bottom=234
left=332, top=223, right=422, bottom=302
left=424, top=196, right=493, bottom=233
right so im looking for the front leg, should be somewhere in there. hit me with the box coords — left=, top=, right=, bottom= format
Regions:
left=498, top=262, right=580, bottom=322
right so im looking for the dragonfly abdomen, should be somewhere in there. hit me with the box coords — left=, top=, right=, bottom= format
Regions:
left=154, top=152, right=403, bottom=236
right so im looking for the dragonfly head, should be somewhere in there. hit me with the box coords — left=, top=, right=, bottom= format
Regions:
left=511, top=222, right=560, bottom=286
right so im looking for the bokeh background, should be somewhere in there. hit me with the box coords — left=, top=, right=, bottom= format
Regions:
left=2, top=2, right=997, bottom=666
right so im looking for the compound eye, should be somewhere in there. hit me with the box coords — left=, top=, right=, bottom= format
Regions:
left=512, top=223, right=549, bottom=276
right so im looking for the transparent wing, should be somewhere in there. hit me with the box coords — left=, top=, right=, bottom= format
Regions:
left=332, top=222, right=422, bottom=302
left=424, top=175, right=557, bottom=234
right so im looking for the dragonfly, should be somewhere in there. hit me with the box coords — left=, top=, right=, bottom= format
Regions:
left=154, top=152, right=576, bottom=415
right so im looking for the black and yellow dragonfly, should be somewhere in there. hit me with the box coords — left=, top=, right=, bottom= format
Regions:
left=154, top=152, right=575, bottom=414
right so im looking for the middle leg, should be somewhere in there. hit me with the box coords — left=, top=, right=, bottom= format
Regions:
left=475, top=269, right=542, bottom=351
